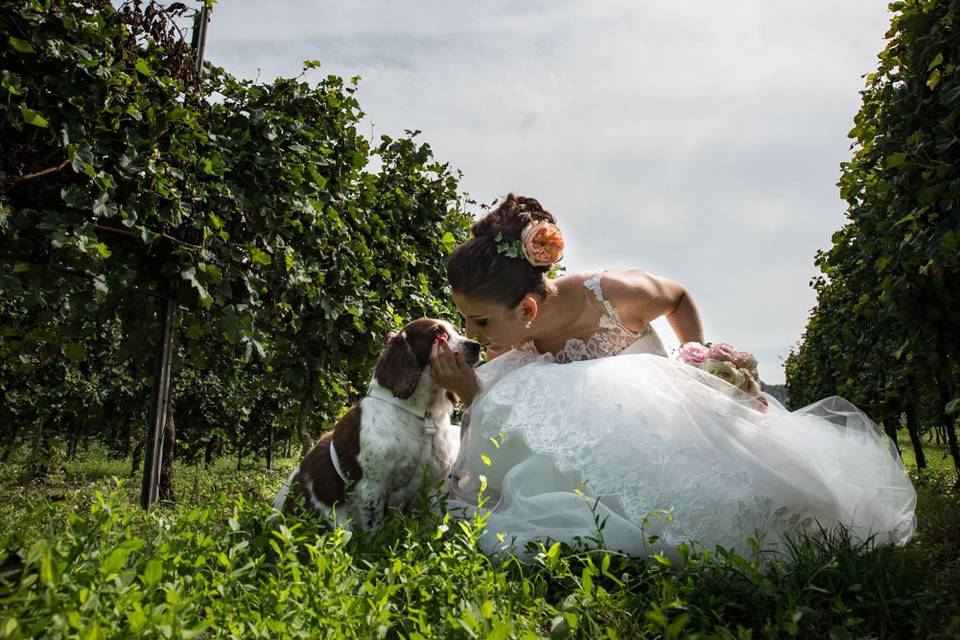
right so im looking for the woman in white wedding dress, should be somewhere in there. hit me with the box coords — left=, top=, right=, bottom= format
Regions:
left=431, top=195, right=916, bottom=562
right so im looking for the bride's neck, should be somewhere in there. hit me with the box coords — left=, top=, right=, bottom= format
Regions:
left=527, top=278, right=581, bottom=341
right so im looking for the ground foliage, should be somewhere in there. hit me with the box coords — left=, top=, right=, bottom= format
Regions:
left=0, top=440, right=957, bottom=639
left=786, top=0, right=960, bottom=480
left=0, top=0, right=472, bottom=473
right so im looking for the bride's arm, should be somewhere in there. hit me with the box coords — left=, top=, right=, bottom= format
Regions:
left=665, top=287, right=704, bottom=345
left=603, top=270, right=705, bottom=344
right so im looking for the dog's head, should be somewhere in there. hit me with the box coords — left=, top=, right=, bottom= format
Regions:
left=374, top=318, right=481, bottom=399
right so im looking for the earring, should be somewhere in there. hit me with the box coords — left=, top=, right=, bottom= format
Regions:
left=524, top=320, right=532, bottom=329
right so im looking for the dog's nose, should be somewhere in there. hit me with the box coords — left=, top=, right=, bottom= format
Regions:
left=465, top=340, right=482, bottom=364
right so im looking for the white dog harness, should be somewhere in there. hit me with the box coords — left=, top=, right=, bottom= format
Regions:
left=328, top=380, right=438, bottom=485
left=328, top=439, right=351, bottom=487
left=366, top=380, right=429, bottom=421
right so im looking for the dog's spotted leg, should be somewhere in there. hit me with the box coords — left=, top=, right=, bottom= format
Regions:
left=355, top=481, right=387, bottom=534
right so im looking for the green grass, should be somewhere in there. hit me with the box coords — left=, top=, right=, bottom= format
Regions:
left=0, top=441, right=957, bottom=639
left=896, top=429, right=959, bottom=478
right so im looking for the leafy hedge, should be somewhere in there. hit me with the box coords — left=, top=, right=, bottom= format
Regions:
left=786, top=0, right=960, bottom=479
left=0, top=0, right=471, bottom=470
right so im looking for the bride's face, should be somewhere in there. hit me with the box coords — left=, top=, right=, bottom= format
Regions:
left=452, top=291, right=531, bottom=352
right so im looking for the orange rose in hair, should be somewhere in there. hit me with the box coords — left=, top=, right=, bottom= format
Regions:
left=521, top=221, right=564, bottom=267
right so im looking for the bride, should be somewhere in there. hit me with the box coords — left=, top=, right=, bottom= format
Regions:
left=430, top=194, right=916, bottom=562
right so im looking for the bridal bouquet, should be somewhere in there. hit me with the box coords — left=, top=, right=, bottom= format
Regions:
left=678, top=342, right=768, bottom=409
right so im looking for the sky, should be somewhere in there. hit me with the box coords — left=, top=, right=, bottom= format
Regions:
left=200, top=1, right=892, bottom=384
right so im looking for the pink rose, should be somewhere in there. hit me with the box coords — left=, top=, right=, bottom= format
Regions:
left=521, top=221, right=564, bottom=267
left=706, top=343, right=736, bottom=362
left=678, top=342, right=709, bottom=366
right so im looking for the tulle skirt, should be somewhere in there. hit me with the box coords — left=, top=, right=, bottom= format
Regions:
left=446, top=351, right=917, bottom=562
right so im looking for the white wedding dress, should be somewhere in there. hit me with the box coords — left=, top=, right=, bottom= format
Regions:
left=446, top=273, right=917, bottom=562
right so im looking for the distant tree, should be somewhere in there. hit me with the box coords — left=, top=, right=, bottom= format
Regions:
left=787, top=0, right=960, bottom=479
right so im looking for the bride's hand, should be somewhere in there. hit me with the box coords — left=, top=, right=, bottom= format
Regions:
left=430, top=339, right=480, bottom=406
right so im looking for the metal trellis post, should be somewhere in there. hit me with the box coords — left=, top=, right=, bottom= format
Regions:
left=140, top=3, right=210, bottom=510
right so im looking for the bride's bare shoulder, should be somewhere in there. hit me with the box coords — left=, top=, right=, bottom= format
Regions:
left=550, top=272, right=597, bottom=291
left=595, top=269, right=686, bottom=324
left=598, top=269, right=657, bottom=291
left=550, top=270, right=652, bottom=298
left=551, top=270, right=671, bottom=300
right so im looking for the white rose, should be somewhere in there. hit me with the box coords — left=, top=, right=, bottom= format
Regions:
left=702, top=360, right=746, bottom=388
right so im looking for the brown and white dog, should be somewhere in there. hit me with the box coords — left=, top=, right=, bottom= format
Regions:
left=274, top=318, right=480, bottom=532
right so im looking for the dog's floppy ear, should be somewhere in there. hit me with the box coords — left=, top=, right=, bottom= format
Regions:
left=374, top=331, right=421, bottom=399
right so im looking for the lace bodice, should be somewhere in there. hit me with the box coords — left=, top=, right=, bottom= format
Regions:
left=473, top=273, right=667, bottom=392
left=553, top=272, right=666, bottom=363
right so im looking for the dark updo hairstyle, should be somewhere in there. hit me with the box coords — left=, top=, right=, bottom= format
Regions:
left=447, top=194, right=559, bottom=308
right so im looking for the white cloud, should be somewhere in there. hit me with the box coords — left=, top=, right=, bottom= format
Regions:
left=203, top=0, right=891, bottom=383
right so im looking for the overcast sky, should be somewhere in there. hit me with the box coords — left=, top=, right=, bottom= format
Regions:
left=201, top=1, right=892, bottom=384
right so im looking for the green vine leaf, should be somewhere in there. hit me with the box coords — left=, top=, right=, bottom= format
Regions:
left=8, top=36, right=34, bottom=53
